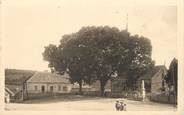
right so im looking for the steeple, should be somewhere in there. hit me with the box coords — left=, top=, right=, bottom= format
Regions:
left=125, top=13, right=128, bottom=32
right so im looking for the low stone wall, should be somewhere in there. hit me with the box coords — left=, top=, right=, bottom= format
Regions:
left=75, top=91, right=101, bottom=96
left=150, top=93, right=177, bottom=104
left=82, top=91, right=149, bottom=101
left=111, top=91, right=152, bottom=101
left=26, top=93, right=71, bottom=100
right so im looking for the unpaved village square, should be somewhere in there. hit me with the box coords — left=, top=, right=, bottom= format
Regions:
left=5, top=95, right=177, bottom=111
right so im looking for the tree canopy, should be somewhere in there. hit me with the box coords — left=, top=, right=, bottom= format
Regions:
left=43, top=26, right=154, bottom=95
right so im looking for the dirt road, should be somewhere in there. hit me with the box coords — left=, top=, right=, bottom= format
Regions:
left=5, top=95, right=177, bottom=111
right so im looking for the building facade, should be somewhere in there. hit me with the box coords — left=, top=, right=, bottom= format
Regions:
left=26, top=72, right=72, bottom=95
left=151, top=66, right=167, bottom=96
left=5, top=69, right=73, bottom=101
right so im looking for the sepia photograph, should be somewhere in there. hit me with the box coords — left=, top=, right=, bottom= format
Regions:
left=1, top=0, right=183, bottom=114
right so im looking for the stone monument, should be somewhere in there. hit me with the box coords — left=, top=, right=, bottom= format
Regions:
left=141, top=80, right=146, bottom=101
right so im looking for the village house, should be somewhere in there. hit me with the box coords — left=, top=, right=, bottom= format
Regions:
left=94, top=65, right=168, bottom=98
left=150, top=66, right=167, bottom=97
left=137, top=65, right=167, bottom=93
left=151, top=59, right=177, bottom=104
left=26, top=72, right=72, bottom=98
left=5, top=69, right=73, bottom=102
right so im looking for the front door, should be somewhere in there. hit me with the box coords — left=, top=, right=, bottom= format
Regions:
left=41, top=86, right=45, bottom=93
left=50, top=86, right=54, bottom=93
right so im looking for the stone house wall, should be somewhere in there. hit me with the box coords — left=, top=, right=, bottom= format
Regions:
left=26, top=82, right=72, bottom=94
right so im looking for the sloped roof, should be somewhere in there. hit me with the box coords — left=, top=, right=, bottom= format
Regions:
left=5, top=87, right=15, bottom=96
left=137, top=65, right=167, bottom=81
left=154, top=65, right=167, bottom=71
left=169, top=58, right=178, bottom=70
left=5, top=85, right=21, bottom=95
left=5, top=69, right=35, bottom=85
left=27, top=72, right=70, bottom=83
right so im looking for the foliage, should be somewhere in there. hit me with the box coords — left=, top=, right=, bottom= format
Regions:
left=43, top=26, right=154, bottom=95
left=126, top=35, right=155, bottom=90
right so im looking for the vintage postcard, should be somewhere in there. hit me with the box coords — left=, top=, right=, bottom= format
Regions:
left=0, top=0, right=183, bottom=115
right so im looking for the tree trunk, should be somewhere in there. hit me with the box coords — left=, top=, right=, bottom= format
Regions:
left=168, top=85, right=171, bottom=102
left=100, top=80, right=106, bottom=96
left=79, top=80, right=83, bottom=95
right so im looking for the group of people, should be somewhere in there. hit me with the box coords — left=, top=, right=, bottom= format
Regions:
left=115, top=100, right=127, bottom=111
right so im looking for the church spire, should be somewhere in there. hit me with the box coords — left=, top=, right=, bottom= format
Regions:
left=125, top=13, right=128, bottom=32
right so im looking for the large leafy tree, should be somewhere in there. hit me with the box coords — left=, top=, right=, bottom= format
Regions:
left=43, top=26, right=154, bottom=96
left=126, top=35, right=155, bottom=90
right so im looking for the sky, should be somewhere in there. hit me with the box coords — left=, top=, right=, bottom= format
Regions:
left=2, top=0, right=177, bottom=71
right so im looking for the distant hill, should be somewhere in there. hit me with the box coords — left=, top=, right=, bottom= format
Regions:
left=5, top=69, right=36, bottom=84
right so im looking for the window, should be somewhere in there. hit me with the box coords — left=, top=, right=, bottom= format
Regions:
left=63, top=86, right=68, bottom=91
left=34, top=85, right=38, bottom=91
left=58, top=86, right=61, bottom=91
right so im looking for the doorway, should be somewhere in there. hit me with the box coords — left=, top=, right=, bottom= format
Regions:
left=50, top=86, right=54, bottom=93
left=41, top=85, right=45, bottom=93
